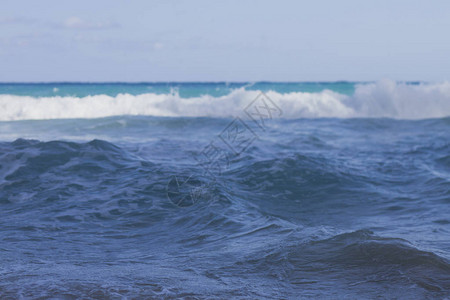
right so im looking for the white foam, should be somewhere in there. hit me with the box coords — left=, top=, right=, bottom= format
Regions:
left=0, top=80, right=449, bottom=121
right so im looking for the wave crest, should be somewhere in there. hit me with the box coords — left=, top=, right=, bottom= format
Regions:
left=0, top=80, right=449, bottom=120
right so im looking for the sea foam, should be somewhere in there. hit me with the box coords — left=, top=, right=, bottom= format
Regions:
left=0, top=80, right=449, bottom=121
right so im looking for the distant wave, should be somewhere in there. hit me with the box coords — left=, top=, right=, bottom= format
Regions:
left=0, top=80, right=449, bottom=121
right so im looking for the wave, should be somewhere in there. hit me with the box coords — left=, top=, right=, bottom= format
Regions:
left=0, top=80, right=449, bottom=121
left=1, top=137, right=449, bottom=298
left=246, top=230, right=450, bottom=294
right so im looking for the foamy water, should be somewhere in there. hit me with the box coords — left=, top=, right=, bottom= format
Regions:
left=0, top=80, right=449, bottom=121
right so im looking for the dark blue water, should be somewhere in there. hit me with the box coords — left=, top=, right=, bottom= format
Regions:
left=0, top=83, right=449, bottom=299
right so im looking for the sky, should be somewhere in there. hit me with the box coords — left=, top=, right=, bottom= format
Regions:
left=1, top=0, right=449, bottom=82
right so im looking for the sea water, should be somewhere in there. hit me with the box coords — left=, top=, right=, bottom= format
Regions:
left=0, top=81, right=449, bottom=298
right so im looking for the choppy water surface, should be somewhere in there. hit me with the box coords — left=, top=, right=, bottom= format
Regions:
left=0, top=82, right=449, bottom=299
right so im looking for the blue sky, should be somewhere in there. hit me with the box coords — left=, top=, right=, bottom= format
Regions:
left=1, top=0, right=449, bottom=82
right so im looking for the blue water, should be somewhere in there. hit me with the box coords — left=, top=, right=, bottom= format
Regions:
left=0, top=82, right=449, bottom=299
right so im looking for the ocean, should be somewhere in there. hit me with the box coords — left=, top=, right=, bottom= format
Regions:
left=0, top=81, right=449, bottom=299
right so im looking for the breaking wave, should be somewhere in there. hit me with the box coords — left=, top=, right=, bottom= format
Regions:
left=0, top=80, right=449, bottom=121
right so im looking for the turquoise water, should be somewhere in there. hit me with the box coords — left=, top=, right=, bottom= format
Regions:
left=0, top=82, right=356, bottom=97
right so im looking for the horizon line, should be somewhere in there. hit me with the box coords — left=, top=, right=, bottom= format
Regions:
left=0, top=80, right=428, bottom=84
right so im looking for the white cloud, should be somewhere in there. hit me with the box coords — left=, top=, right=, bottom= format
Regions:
left=63, top=16, right=119, bottom=30
left=153, top=42, right=164, bottom=50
